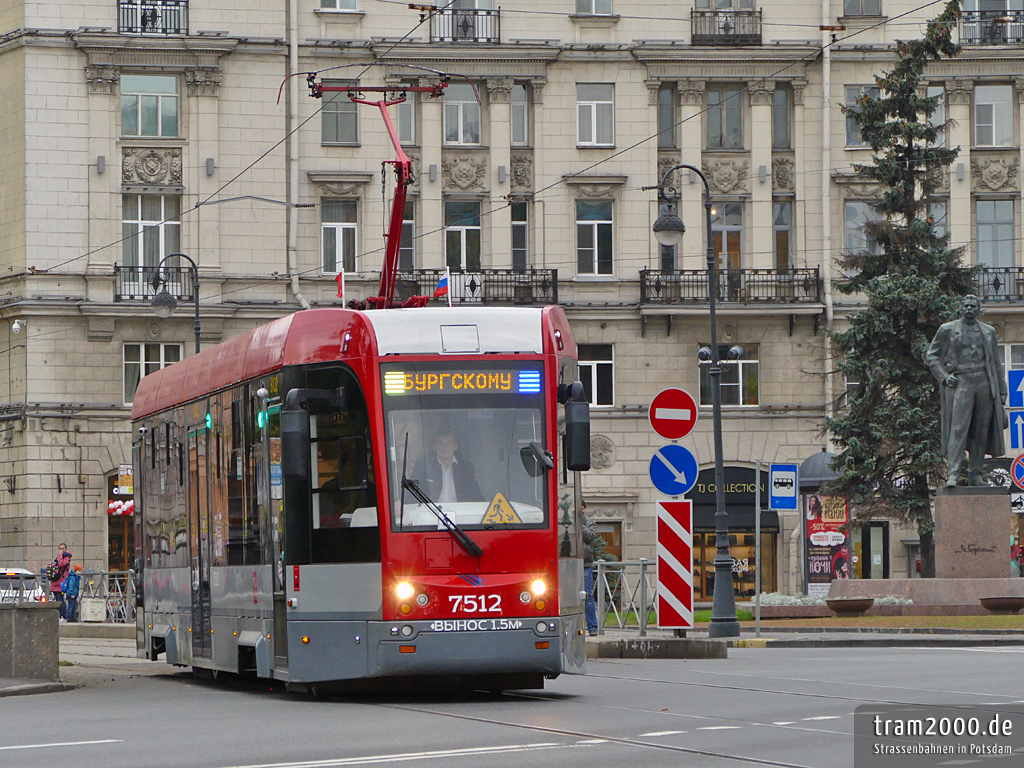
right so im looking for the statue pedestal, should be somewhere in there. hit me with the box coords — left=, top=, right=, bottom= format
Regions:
left=934, top=487, right=1010, bottom=579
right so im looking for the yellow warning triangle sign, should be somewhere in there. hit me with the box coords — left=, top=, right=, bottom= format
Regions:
left=482, top=492, right=522, bottom=524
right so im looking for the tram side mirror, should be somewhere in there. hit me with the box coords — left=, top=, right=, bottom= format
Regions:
left=564, top=382, right=590, bottom=472
left=521, top=441, right=555, bottom=477
left=281, top=406, right=310, bottom=482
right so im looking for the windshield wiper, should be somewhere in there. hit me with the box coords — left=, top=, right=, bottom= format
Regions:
left=401, top=477, right=483, bottom=558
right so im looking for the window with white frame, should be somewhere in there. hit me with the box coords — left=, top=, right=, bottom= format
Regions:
left=1003, top=344, right=1024, bottom=392
left=320, top=0, right=358, bottom=9
left=399, top=200, right=415, bottom=271
left=322, top=199, right=358, bottom=274
left=511, top=83, right=529, bottom=146
left=928, top=199, right=948, bottom=239
left=774, top=201, right=793, bottom=270
left=578, top=344, right=614, bottom=405
left=699, top=344, right=759, bottom=406
left=975, top=84, right=1013, bottom=147
left=396, top=92, right=416, bottom=145
left=707, top=87, right=743, bottom=149
left=843, top=0, right=881, bottom=15
left=841, top=371, right=862, bottom=410
left=976, top=199, right=1014, bottom=269
left=772, top=87, right=791, bottom=150
left=577, top=84, right=614, bottom=146
left=575, top=0, right=613, bottom=14
left=322, top=81, right=358, bottom=144
left=511, top=201, right=529, bottom=272
left=121, top=74, right=179, bottom=137
left=445, top=200, right=481, bottom=271
left=658, top=84, right=677, bottom=149
left=124, top=343, right=181, bottom=404
left=711, top=203, right=743, bottom=272
left=576, top=200, right=614, bottom=275
left=844, top=200, right=883, bottom=256
left=444, top=83, right=481, bottom=145
left=927, top=84, right=946, bottom=146
left=845, top=86, right=880, bottom=146
left=122, top=194, right=181, bottom=275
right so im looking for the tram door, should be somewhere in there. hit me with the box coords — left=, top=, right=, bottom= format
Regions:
left=188, top=423, right=213, bottom=658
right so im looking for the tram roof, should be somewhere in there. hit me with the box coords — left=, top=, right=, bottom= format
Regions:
left=131, top=306, right=570, bottom=420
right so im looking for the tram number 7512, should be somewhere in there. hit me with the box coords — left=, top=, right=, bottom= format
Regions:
left=449, top=594, right=502, bottom=613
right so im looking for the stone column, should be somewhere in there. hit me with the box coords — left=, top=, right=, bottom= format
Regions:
left=678, top=79, right=706, bottom=268
left=792, top=81, right=807, bottom=264
left=83, top=66, right=118, bottom=305
left=946, top=80, right=973, bottom=254
left=419, top=77, right=444, bottom=270
left=486, top=78, right=513, bottom=269
left=188, top=70, right=223, bottom=273
left=749, top=80, right=775, bottom=270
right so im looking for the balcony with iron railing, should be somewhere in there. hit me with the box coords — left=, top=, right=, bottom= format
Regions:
left=114, top=265, right=195, bottom=302
left=640, top=267, right=821, bottom=305
left=430, top=8, right=500, bottom=43
left=690, top=9, right=762, bottom=46
left=118, top=0, right=189, bottom=36
left=395, top=269, right=557, bottom=306
left=975, top=267, right=1024, bottom=301
left=960, top=10, right=1024, bottom=45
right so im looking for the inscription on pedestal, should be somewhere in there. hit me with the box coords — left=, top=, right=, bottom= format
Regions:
left=934, top=488, right=1011, bottom=579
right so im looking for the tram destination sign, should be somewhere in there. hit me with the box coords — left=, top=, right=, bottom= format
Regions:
left=382, top=368, right=542, bottom=396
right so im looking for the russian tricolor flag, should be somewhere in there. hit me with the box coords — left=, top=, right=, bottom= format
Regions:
left=433, top=271, right=449, bottom=298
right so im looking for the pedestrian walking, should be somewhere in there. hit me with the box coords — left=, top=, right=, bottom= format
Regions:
left=46, top=546, right=72, bottom=621
left=63, top=564, right=83, bottom=622
left=582, top=500, right=599, bottom=636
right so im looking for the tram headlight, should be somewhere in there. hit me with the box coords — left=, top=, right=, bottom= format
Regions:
left=531, top=579, right=546, bottom=596
left=395, top=582, right=415, bottom=600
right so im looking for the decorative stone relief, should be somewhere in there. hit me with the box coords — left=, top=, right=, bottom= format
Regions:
left=84, top=66, right=118, bottom=95
left=531, top=79, right=546, bottom=104
left=575, top=183, right=619, bottom=198
left=971, top=156, right=1019, bottom=191
left=678, top=79, right=706, bottom=106
left=792, top=81, right=806, bottom=106
left=748, top=80, right=775, bottom=106
left=658, top=155, right=681, bottom=188
left=122, top=148, right=182, bottom=186
left=318, top=181, right=363, bottom=196
left=702, top=158, right=749, bottom=194
left=510, top=153, right=533, bottom=190
left=926, top=163, right=949, bottom=191
left=645, top=80, right=661, bottom=105
left=307, top=171, right=373, bottom=197
left=590, top=435, right=615, bottom=470
left=186, top=70, right=222, bottom=97
left=1016, top=79, right=1024, bottom=104
left=442, top=154, right=487, bottom=191
left=946, top=80, right=973, bottom=106
left=772, top=157, right=795, bottom=191
left=485, top=78, right=513, bottom=103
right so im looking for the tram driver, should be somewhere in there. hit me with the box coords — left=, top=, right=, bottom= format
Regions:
left=412, top=425, right=482, bottom=503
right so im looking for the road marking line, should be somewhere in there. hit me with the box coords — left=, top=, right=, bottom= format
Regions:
left=801, top=716, right=841, bottom=721
left=772, top=722, right=796, bottom=726
left=575, top=739, right=608, bottom=744
left=219, top=743, right=567, bottom=768
left=640, top=731, right=687, bottom=737
left=0, top=740, right=123, bottom=752
left=696, top=726, right=742, bottom=731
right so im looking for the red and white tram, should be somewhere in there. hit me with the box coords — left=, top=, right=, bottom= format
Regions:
left=132, top=306, right=592, bottom=689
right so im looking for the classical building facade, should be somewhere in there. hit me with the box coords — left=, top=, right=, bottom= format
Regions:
left=1, top=1, right=1021, bottom=590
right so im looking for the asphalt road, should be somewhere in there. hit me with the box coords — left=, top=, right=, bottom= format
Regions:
left=3, top=640, right=1024, bottom=768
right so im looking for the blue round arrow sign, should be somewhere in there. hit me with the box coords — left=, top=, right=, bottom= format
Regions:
left=649, top=445, right=699, bottom=497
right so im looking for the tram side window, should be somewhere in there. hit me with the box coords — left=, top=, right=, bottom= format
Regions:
left=211, top=393, right=231, bottom=568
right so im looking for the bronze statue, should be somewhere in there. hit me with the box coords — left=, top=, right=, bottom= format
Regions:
left=926, top=295, right=1007, bottom=487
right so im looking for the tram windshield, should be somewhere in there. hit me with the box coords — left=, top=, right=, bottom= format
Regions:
left=380, top=361, right=549, bottom=531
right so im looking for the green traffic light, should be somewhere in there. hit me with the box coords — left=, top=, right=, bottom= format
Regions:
left=257, top=411, right=265, bottom=429
left=205, top=412, right=212, bottom=430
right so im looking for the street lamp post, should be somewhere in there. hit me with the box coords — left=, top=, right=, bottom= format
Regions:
left=151, top=252, right=201, bottom=355
left=650, top=164, right=740, bottom=639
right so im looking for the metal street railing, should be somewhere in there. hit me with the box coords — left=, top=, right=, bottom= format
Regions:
left=641, top=267, right=821, bottom=304
left=594, top=559, right=658, bottom=637
left=78, top=571, right=136, bottom=624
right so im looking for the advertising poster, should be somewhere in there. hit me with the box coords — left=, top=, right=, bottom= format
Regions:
left=805, top=494, right=850, bottom=595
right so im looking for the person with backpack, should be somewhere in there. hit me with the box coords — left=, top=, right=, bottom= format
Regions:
left=46, top=545, right=72, bottom=620
left=63, top=564, right=82, bottom=622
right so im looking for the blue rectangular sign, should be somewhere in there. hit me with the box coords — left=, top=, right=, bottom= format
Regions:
left=1010, top=370, right=1024, bottom=409
left=1011, top=410, right=1024, bottom=451
left=769, top=463, right=798, bottom=511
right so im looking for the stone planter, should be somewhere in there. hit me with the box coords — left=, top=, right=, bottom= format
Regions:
left=979, top=596, right=1024, bottom=615
left=826, top=597, right=874, bottom=615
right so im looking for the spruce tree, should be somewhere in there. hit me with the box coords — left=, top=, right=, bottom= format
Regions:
left=825, top=0, right=974, bottom=578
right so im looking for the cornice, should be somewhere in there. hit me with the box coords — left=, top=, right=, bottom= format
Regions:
left=73, top=33, right=239, bottom=69
left=376, top=45, right=560, bottom=68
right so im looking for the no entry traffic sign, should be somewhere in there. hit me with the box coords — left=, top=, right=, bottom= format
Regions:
left=649, top=388, right=698, bottom=440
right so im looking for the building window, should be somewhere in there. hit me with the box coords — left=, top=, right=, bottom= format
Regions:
left=512, top=201, right=529, bottom=272
left=576, top=200, right=614, bottom=275
left=843, top=0, right=881, bottom=15
left=711, top=203, right=743, bottom=272
left=577, top=84, right=614, bottom=146
left=975, top=85, right=1013, bottom=147
left=707, top=87, right=743, bottom=149
left=927, top=84, right=946, bottom=146
left=578, top=344, right=614, bottom=406
left=122, top=194, right=181, bottom=272
left=322, top=199, right=357, bottom=274
left=399, top=200, right=415, bottom=271
left=321, top=0, right=358, bottom=9
left=124, top=343, right=181, bottom=404
left=929, top=200, right=948, bottom=239
left=774, top=201, right=793, bottom=270
left=699, top=344, right=759, bottom=406
left=658, top=84, right=677, bottom=149
left=576, top=0, right=613, bottom=14
left=511, top=83, right=529, bottom=146
left=444, top=83, right=481, bottom=145
left=396, top=93, right=416, bottom=145
left=842, top=372, right=862, bottom=409
left=772, top=87, right=791, bottom=149
left=121, top=74, right=178, bottom=137
left=322, top=81, right=358, bottom=144
left=976, top=199, right=1014, bottom=268
left=844, top=200, right=882, bottom=256
left=845, top=86, right=880, bottom=147
left=445, top=200, right=481, bottom=271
